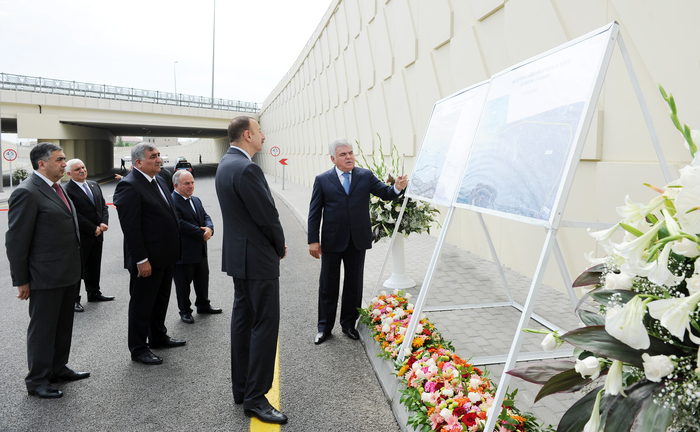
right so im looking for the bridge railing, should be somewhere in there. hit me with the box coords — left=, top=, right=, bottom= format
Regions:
left=0, top=72, right=260, bottom=113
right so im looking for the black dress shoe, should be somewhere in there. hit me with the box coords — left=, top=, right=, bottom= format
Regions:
left=314, top=331, right=331, bottom=345
left=49, top=367, right=90, bottom=383
left=244, top=404, right=288, bottom=424
left=87, top=293, right=115, bottom=302
left=149, top=337, right=186, bottom=349
left=342, top=327, right=360, bottom=340
left=181, top=313, right=194, bottom=324
left=197, top=306, right=222, bottom=314
left=74, top=301, right=84, bottom=313
left=131, top=351, right=163, bottom=365
left=28, top=385, right=63, bottom=398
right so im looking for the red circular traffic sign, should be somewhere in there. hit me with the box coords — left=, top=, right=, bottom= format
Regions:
left=3, top=149, right=18, bottom=161
left=270, top=146, right=281, bottom=157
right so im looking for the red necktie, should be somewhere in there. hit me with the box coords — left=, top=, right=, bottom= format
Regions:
left=51, top=183, right=71, bottom=212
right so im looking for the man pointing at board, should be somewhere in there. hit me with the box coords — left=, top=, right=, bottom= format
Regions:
left=308, top=138, right=408, bottom=345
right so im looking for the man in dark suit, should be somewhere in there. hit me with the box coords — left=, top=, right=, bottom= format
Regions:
left=114, top=143, right=185, bottom=366
left=6, top=142, right=90, bottom=398
left=308, top=138, right=408, bottom=345
left=171, top=170, right=221, bottom=324
left=65, top=158, right=115, bottom=312
left=215, top=116, right=288, bottom=425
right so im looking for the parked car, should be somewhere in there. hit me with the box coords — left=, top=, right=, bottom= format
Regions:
left=176, top=156, right=188, bottom=163
left=175, top=161, right=193, bottom=172
left=161, top=155, right=169, bottom=164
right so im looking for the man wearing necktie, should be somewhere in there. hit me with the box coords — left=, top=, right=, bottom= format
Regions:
left=114, top=143, right=185, bottom=365
left=171, top=170, right=221, bottom=324
left=6, top=143, right=89, bottom=398
left=65, top=159, right=115, bottom=312
left=308, top=138, right=409, bottom=345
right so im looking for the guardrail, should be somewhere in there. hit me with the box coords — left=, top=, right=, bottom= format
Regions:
left=0, top=72, right=260, bottom=113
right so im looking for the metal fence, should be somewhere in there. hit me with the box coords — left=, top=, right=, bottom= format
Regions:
left=0, top=72, right=260, bottom=113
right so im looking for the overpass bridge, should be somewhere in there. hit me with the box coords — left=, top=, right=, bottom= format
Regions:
left=0, top=73, right=260, bottom=174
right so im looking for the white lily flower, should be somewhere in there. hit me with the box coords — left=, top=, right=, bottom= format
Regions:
left=613, top=222, right=664, bottom=264
left=635, top=243, right=684, bottom=287
left=647, top=290, right=700, bottom=340
left=583, top=390, right=602, bottom=432
left=575, top=356, right=601, bottom=380
left=605, top=272, right=635, bottom=290
left=604, top=360, right=625, bottom=396
left=384, top=203, right=392, bottom=211
left=584, top=251, right=608, bottom=265
left=371, top=196, right=380, bottom=204
left=588, top=223, right=620, bottom=245
left=616, top=195, right=645, bottom=227
left=605, top=296, right=650, bottom=349
left=674, top=186, right=700, bottom=234
left=679, top=163, right=700, bottom=189
left=672, top=238, right=700, bottom=257
left=641, top=353, right=675, bottom=382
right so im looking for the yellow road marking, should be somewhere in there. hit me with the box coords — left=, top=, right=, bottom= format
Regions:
left=249, top=341, right=281, bottom=432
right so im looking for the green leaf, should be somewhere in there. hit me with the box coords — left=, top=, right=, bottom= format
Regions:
left=634, top=389, right=674, bottom=432
left=556, top=385, right=603, bottom=432
left=668, top=94, right=677, bottom=114
left=573, top=263, right=606, bottom=287
left=620, top=223, right=644, bottom=237
left=578, top=309, right=605, bottom=326
left=561, top=326, right=685, bottom=368
left=507, top=360, right=576, bottom=385
left=603, top=380, right=663, bottom=432
left=535, top=368, right=591, bottom=402
left=589, top=289, right=638, bottom=305
left=658, top=83, right=668, bottom=99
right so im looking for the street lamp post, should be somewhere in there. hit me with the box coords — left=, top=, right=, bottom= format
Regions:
left=211, top=0, right=216, bottom=108
left=173, top=61, right=179, bottom=104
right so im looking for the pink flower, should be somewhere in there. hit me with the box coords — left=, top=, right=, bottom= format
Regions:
left=429, top=413, right=445, bottom=430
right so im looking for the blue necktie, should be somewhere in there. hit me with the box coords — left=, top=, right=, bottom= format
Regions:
left=342, top=172, right=350, bottom=194
left=82, top=183, right=94, bottom=204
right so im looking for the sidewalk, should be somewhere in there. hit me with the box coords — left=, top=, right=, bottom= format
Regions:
left=264, top=173, right=582, bottom=429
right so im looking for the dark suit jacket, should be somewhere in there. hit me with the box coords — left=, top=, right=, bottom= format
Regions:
left=113, top=169, right=181, bottom=271
left=308, top=167, right=399, bottom=253
left=158, top=168, right=174, bottom=193
left=65, top=180, right=109, bottom=245
left=6, top=174, right=81, bottom=289
left=171, top=191, right=213, bottom=265
left=215, top=147, right=285, bottom=280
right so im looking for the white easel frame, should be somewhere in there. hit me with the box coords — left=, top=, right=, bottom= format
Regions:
left=367, top=22, right=674, bottom=432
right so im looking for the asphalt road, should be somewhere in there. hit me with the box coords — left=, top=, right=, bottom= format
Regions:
left=0, top=165, right=399, bottom=431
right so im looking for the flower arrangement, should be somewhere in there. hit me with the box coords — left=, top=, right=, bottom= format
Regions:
left=360, top=290, right=553, bottom=432
left=508, top=85, right=700, bottom=432
left=356, top=136, right=441, bottom=242
left=12, top=167, right=28, bottom=183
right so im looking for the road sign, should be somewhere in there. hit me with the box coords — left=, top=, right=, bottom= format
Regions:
left=270, top=146, right=281, bottom=157
left=279, top=158, right=288, bottom=165
left=3, top=149, right=18, bottom=161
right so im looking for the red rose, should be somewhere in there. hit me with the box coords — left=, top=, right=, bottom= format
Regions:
left=462, top=412, right=478, bottom=427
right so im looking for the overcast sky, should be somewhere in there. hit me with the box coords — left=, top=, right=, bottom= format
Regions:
left=0, top=0, right=332, bottom=104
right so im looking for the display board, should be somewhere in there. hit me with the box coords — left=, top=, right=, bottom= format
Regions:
left=406, top=82, right=490, bottom=207
left=454, top=28, right=612, bottom=225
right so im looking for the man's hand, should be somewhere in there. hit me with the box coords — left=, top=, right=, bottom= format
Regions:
left=100, top=223, right=109, bottom=232
left=95, top=226, right=102, bottom=236
left=281, top=244, right=288, bottom=260
left=309, top=242, right=321, bottom=259
left=395, top=175, right=409, bottom=191
left=137, top=261, right=152, bottom=278
left=17, top=284, right=30, bottom=300
left=202, top=227, right=213, bottom=241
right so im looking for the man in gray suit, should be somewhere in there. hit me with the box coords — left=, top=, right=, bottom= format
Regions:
left=215, top=116, right=288, bottom=425
left=6, top=142, right=90, bottom=398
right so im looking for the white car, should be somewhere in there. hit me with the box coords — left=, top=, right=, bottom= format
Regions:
left=161, top=155, right=170, bottom=164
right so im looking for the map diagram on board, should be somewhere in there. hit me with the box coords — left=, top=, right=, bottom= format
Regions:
left=408, top=84, right=489, bottom=207
left=456, top=98, right=584, bottom=221
left=454, top=28, right=610, bottom=223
